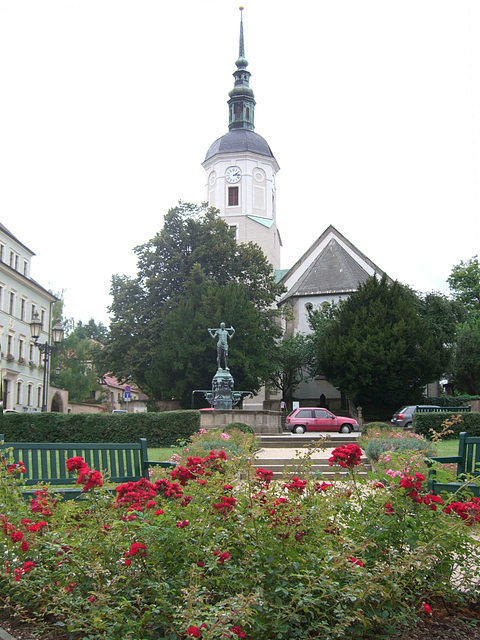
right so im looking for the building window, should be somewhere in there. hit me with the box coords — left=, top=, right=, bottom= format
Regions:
left=10, top=251, right=14, bottom=267
left=27, top=384, right=33, bottom=406
left=0, top=244, right=4, bottom=262
left=37, top=386, right=42, bottom=408
left=31, top=303, right=36, bottom=320
left=9, top=292, right=15, bottom=315
left=236, top=105, right=241, bottom=120
left=19, top=339, right=24, bottom=359
left=0, top=285, right=3, bottom=311
left=16, top=381, right=22, bottom=405
left=21, top=298, right=26, bottom=321
left=41, top=309, right=45, bottom=329
left=23, top=260, right=28, bottom=276
left=228, top=186, right=239, bottom=206
left=7, top=335, right=13, bottom=355
left=229, top=225, right=238, bottom=241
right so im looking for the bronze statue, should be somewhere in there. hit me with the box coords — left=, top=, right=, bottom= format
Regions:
left=208, top=322, right=235, bottom=370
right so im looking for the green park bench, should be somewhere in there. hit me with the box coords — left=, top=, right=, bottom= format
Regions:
left=0, top=435, right=175, bottom=499
left=428, top=431, right=480, bottom=497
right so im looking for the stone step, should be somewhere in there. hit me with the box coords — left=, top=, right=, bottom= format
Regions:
left=259, top=434, right=361, bottom=448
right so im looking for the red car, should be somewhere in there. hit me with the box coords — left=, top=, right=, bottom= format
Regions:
left=286, top=408, right=360, bottom=434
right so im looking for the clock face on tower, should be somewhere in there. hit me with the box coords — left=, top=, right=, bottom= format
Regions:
left=225, top=166, right=242, bottom=183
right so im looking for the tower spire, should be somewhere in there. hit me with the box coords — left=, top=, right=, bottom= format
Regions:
left=228, top=7, right=255, bottom=131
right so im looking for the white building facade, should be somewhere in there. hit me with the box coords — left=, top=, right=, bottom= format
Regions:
left=0, top=223, right=58, bottom=412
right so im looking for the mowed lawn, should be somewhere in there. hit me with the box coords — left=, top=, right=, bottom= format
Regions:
left=148, top=446, right=183, bottom=461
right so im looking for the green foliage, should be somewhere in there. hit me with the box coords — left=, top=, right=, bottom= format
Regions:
left=314, top=275, right=450, bottom=417
left=267, top=333, right=316, bottom=402
left=365, top=437, right=430, bottom=462
left=422, top=396, right=479, bottom=407
left=165, top=427, right=260, bottom=462
left=224, top=422, right=255, bottom=435
left=447, top=255, right=480, bottom=316
left=450, top=317, right=480, bottom=395
left=413, top=411, right=480, bottom=439
left=1, top=410, right=200, bottom=447
left=359, top=424, right=432, bottom=462
left=51, top=319, right=107, bottom=403
left=103, top=203, right=285, bottom=404
left=1, top=435, right=479, bottom=639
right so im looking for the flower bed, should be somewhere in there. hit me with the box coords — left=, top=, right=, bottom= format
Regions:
left=1, top=430, right=480, bottom=640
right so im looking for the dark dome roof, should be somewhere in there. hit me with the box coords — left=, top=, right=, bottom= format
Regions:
left=205, top=129, right=275, bottom=162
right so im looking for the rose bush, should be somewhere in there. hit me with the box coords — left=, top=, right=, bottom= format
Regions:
left=1, top=430, right=480, bottom=640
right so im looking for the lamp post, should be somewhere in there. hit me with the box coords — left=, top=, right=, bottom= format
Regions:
left=30, top=312, right=64, bottom=412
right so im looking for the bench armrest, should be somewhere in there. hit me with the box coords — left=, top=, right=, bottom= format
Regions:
left=145, top=460, right=177, bottom=469
left=428, top=455, right=462, bottom=465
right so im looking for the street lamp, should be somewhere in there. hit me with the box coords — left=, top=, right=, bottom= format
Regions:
left=30, top=312, right=64, bottom=412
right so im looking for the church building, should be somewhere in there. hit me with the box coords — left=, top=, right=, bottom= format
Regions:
left=202, top=9, right=386, bottom=412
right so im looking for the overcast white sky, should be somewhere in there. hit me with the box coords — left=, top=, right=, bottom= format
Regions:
left=1, top=0, right=479, bottom=326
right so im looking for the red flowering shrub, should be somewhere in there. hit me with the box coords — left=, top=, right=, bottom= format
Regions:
left=8, top=461, right=26, bottom=474
left=66, top=456, right=88, bottom=473
left=443, top=497, right=480, bottom=525
left=328, top=443, right=363, bottom=468
left=30, top=489, right=57, bottom=516
left=212, top=495, right=237, bottom=516
left=2, top=431, right=480, bottom=640
left=254, top=468, right=274, bottom=488
left=213, top=550, right=230, bottom=564
left=65, top=457, right=103, bottom=493
left=283, top=476, right=307, bottom=494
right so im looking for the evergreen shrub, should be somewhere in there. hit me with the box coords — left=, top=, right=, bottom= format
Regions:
left=224, top=422, right=255, bottom=435
left=0, top=411, right=200, bottom=447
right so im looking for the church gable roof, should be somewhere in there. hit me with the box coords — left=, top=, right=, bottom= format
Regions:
left=279, top=225, right=386, bottom=302
left=287, top=238, right=370, bottom=297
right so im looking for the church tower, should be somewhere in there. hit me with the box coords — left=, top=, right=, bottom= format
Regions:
left=202, top=8, right=281, bottom=270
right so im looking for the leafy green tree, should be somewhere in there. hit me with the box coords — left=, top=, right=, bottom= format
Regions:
left=445, top=256, right=480, bottom=394
left=267, top=334, right=316, bottom=406
left=103, top=203, right=285, bottom=403
left=314, top=275, right=450, bottom=417
left=450, top=317, right=480, bottom=395
left=447, top=255, right=480, bottom=316
left=51, top=320, right=106, bottom=403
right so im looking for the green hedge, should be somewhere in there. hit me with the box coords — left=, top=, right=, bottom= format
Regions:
left=413, top=411, right=480, bottom=439
left=0, top=411, right=201, bottom=448
left=421, top=395, right=480, bottom=407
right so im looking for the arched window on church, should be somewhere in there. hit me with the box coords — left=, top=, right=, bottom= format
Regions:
left=236, top=105, right=242, bottom=120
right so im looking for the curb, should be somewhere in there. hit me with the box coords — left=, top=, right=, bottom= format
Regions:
left=0, top=627, right=17, bottom=640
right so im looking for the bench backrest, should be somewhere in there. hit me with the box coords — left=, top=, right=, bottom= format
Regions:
left=457, top=432, right=480, bottom=477
left=416, top=406, right=472, bottom=413
left=1, top=436, right=150, bottom=485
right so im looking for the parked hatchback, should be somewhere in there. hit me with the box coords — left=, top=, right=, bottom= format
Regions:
left=390, top=405, right=440, bottom=429
left=286, top=408, right=360, bottom=434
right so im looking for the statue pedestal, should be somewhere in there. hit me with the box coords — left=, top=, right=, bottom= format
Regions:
left=212, top=368, right=234, bottom=410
